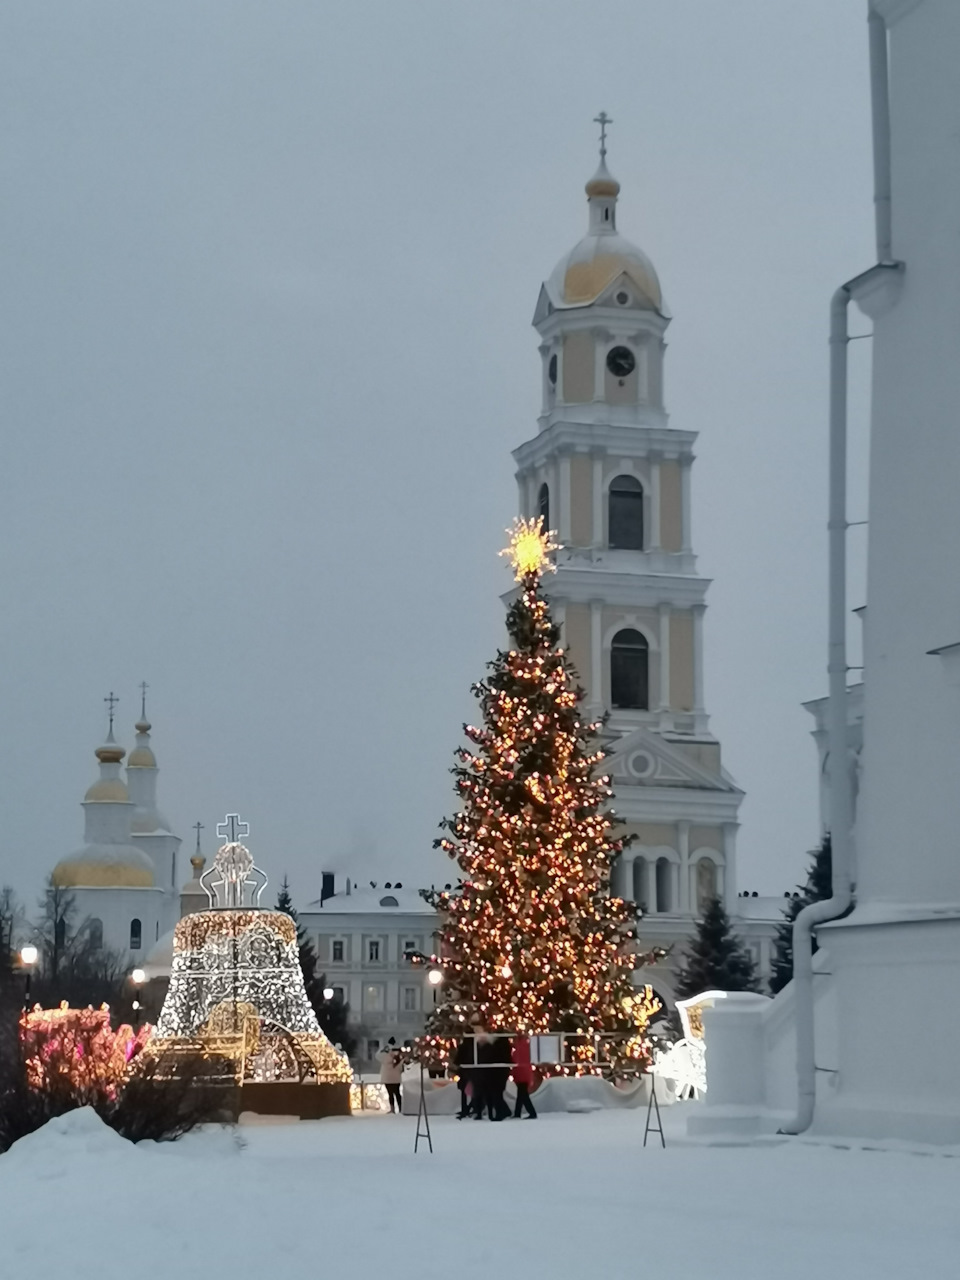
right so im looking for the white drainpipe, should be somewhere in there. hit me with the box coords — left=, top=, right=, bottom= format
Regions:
left=780, top=1, right=902, bottom=1136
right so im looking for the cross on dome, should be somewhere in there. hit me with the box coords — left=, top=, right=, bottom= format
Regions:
left=103, top=691, right=119, bottom=737
left=594, top=110, right=612, bottom=160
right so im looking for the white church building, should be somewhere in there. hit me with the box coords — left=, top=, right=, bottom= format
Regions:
left=693, top=0, right=960, bottom=1145
left=50, top=696, right=182, bottom=959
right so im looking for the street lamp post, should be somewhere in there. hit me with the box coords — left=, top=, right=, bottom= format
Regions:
left=19, top=945, right=38, bottom=1010
left=130, top=968, right=146, bottom=1028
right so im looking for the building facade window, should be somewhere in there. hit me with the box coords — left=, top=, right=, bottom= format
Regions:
left=402, top=986, right=418, bottom=1012
left=332, top=939, right=344, bottom=963
left=364, top=984, right=384, bottom=1012
left=332, top=986, right=345, bottom=1003
left=611, top=628, right=649, bottom=709
left=608, top=474, right=644, bottom=549
left=538, top=482, right=550, bottom=530
left=696, top=857, right=718, bottom=913
left=88, top=918, right=103, bottom=950
left=655, top=858, right=672, bottom=913
left=631, top=859, right=646, bottom=911
left=129, top=918, right=142, bottom=951
left=367, top=939, right=380, bottom=963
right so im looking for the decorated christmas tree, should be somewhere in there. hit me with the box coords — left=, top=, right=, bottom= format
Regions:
left=421, top=519, right=662, bottom=1068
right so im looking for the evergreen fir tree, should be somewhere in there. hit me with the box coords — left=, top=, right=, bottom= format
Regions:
left=275, top=877, right=355, bottom=1055
left=770, top=834, right=833, bottom=994
left=675, top=896, right=760, bottom=999
left=422, top=519, right=663, bottom=1064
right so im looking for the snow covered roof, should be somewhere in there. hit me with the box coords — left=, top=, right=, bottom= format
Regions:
left=302, top=885, right=436, bottom=916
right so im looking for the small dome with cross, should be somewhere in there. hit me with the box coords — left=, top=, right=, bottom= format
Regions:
left=542, top=113, right=663, bottom=314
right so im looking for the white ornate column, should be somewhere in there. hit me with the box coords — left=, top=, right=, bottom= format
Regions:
left=592, top=329, right=608, bottom=400
left=693, top=604, right=707, bottom=732
left=539, top=342, right=551, bottom=413
left=722, top=822, right=739, bottom=911
left=677, top=820, right=691, bottom=914
left=523, top=472, right=535, bottom=519
left=680, top=456, right=693, bottom=553
left=643, top=857, right=656, bottom=914
left=649, top=453, right=662, bottom=551
left=670, top=861, right=680, bottom=914
left=590, top=600, right=603, bottom=714
left=558, top=451, right=572, bottom=544
left=591, top=451, right=604, bottom=547
left=658, top=603, right=672, bottom=730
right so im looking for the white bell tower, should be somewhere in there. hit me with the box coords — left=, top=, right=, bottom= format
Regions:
left=511, top=119, right=745, bottom=999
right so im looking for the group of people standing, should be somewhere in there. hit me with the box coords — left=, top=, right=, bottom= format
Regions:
left=453, top=1024, right=538, bottom=1120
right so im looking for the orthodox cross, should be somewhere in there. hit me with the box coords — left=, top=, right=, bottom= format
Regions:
left=217, top=813, right=250, bottom=845
left=104, top=691, right=119, bottom=735
left=139, top=680, right=149, bottom=719
left=193, top=821, right=204, bottom=854
left=202, top=812, right=265, bottom=908
left=594, top=110, right=612, bottom=160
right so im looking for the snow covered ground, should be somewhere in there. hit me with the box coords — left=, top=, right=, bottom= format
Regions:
left=2, top=1103, right=959, bottom=1279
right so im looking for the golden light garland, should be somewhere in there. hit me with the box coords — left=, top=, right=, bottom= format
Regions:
left=418, top=525, right=666, bottom=1073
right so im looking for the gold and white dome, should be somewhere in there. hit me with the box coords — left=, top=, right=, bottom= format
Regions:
left=51, top=722, right=156, bottom=889
left=52, top=845, right=155, bottom=889
left=543, top=155, right=664, bottom=313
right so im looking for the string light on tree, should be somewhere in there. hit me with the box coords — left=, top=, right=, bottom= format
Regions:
left=416, top=518, right=664, bottom=1071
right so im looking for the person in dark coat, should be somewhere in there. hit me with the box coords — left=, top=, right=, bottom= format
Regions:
left=480, top=1032, right=512, bottom=1121
left=473, top=1025, right=495, bottom=1119
left=453, top=1031, right=478, bottom=1119
left=511, top=1034, right=538, bottom=1118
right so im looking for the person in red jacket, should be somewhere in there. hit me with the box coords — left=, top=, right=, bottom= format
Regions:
left=511, top=1034, right=538, bottom=1119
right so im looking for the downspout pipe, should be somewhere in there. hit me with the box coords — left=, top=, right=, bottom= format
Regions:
left=780, top=3, right=901, bottom=1136
left=869, top=3, right=894, bottom=263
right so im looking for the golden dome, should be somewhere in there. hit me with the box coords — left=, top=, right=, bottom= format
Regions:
left=128, top=746, right=157, bottom=768
left=52, top=845, right=155, bottom=889
left=84, top=777, right=129, bottom=803
left=548, top=236, right=663, bottom=310
left=585, top=158, right=620, bottom=199
left=95, top=744, right=125, bottom=765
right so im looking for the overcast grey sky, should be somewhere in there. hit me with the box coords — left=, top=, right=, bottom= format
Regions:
left=0, top=2, right=875, bottom=908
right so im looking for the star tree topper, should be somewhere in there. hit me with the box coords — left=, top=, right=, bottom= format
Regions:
left=499, top=516, right=559, bottom=581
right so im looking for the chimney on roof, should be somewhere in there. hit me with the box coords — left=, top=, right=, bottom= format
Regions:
left=320, top=871, right=335, bottom=904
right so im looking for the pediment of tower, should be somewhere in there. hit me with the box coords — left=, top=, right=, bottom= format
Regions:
left=600, top=725, right=739, bottom=794
left=595, top=271, right=663, bottom=313
left=533, top=283, right=554, bottom=326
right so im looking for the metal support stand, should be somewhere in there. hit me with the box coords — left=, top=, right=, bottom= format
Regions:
left=414, top=1059, right=433, bottom=1154
left=643, top=1073, right=665, bottom=1148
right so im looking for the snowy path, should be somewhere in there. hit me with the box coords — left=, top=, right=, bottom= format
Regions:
left=2, top=1105, right=959, bottom=1278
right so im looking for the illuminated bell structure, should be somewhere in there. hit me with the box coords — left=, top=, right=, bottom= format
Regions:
left=154, top=814, right=351, bottom=1088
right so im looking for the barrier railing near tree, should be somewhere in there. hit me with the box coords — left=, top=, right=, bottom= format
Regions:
left=408, top=1031, right=663, bottom=1154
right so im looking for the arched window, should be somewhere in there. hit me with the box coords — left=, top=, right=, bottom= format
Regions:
left=656, top=857, right=672, bottom=913
left=611, top=628, right=649, bottom=709
left=696, top=858, right=718, bottom=914
left=88, top=918, right=103, bottom=950
left=129, top=918, right=142, bottom=951
left=608, top=474, right=644, bottom=549
left=632, top=857, right=647, bottom=911
left=538, top=482, right=550, bottom=530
